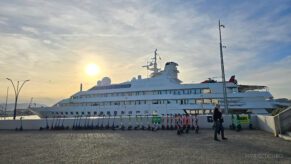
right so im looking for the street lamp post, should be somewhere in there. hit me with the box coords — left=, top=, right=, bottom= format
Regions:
left=6, top=78, right=29, bottom=120
left=218, top=20, right=229, bottom=114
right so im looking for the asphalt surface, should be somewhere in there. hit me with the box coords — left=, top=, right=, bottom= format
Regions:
left=0, top=129, right=290, bottom=164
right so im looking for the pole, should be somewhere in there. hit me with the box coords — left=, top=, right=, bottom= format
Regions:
left=218, top=20, right=229, bottom=114
left=6, top=78, right=29, bottom=120
left=4, top=87, right=9, bottom=120
left=154, top=49, right=158, bottom=74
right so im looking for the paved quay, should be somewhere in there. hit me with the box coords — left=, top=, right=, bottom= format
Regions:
left=0, top=130, right=290, bottom=164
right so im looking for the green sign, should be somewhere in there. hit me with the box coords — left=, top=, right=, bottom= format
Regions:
left=152, top=115, right=161, bottom=124
left=238, top=115, right=250, bottom=124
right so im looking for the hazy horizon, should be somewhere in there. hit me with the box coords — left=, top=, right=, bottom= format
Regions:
left=0, top=0, right=290, bottom=106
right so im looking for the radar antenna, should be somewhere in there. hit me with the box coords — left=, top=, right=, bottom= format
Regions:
left=142, top=49, right=161, bottom=77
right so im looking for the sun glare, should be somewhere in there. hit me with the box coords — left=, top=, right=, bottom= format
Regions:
left=85, top=64, right=100, bottom=76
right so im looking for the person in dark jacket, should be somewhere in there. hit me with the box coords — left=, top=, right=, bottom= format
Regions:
left=213, top=104, right=227, bottom=141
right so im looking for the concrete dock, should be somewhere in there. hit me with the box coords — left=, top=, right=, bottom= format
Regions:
left=0, top=130, right=290, bottom=163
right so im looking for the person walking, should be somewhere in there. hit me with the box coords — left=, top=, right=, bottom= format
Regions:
left=176, top=114, right=182, bottom=135
left=194, top=114, right=199, bottom=134
left=185, top=114, right=190, bottom=133
left=213, top=105, right=227, bottom=141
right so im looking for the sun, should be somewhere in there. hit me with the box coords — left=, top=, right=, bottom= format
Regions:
left=85, top=64, right=100, bottom=76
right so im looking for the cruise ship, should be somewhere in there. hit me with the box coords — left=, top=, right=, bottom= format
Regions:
left=31, top=50, right=275, bottom=118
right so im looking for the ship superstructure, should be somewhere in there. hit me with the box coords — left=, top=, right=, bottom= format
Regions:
left=31, top=50, right=274, bottom=118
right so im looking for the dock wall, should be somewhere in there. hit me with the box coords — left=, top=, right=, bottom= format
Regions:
left=0, top=115, right=259, bottom=130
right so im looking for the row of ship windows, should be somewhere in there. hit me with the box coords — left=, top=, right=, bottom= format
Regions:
left=52, top=110, right=151, bottom=116
left=72, top=88, right=212, bottom=99
left=60, top=99, right=220, bottom=107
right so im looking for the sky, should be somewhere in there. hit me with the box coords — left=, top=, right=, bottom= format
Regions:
left=0, top=0, right=290, bottom=106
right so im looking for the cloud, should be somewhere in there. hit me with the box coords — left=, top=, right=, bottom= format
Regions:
left=0, top=0, right=290, bottom=105
left=21, top=26, right=39, bottom=35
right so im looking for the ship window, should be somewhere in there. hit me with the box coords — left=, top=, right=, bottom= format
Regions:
left=212, top=99, right=219, bottom=104
left=94, top=111, right=97, bottom=115
left=81, top=112, right=84, bottom=115
left=204, top=99, right=211, bottom=104
left=89, top=84, right=131, bottom=91
left=190, top=99, right=196, bottom=104
left=202, top=88, right=211, bottom=94
left=114, top=111, right=117, bottom=115
left=60, top=112, right=63, bottom=115
left=87, top=112, right=91, bottom=115
left=196, top=99, right=203, bottom=104
left=99, top=111, right=104, bottom=116
left=76, top=112, right=79, bottom=115
left=128, top=111, right=132, bottom=115
left=70, top=112, right=73, bottom=115
left=196, top=89, right=201, bottom=94
left=121, top=111, right=125, bottom=115
left=65, top=112, right=68, bottom=115
left=152, top=100, right=158, bottom=104
left=107, top=111, right=111, bottom=115
left=51, top=112, right=54, bottom=114
left=144, top=110, right=149, bottom=114
left=136, top=111, right=141, bottom=114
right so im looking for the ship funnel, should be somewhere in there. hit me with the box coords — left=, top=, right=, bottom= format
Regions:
left=164, top=62, right=179, bottom=78
left=80, top=83, right=83, bottom=92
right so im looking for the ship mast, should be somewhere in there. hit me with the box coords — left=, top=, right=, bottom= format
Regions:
left=142, top=49, right=160, bottom=77
left=153, top=49, right=158, bottom=74
left=219, top=20, right=229, bottom=114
